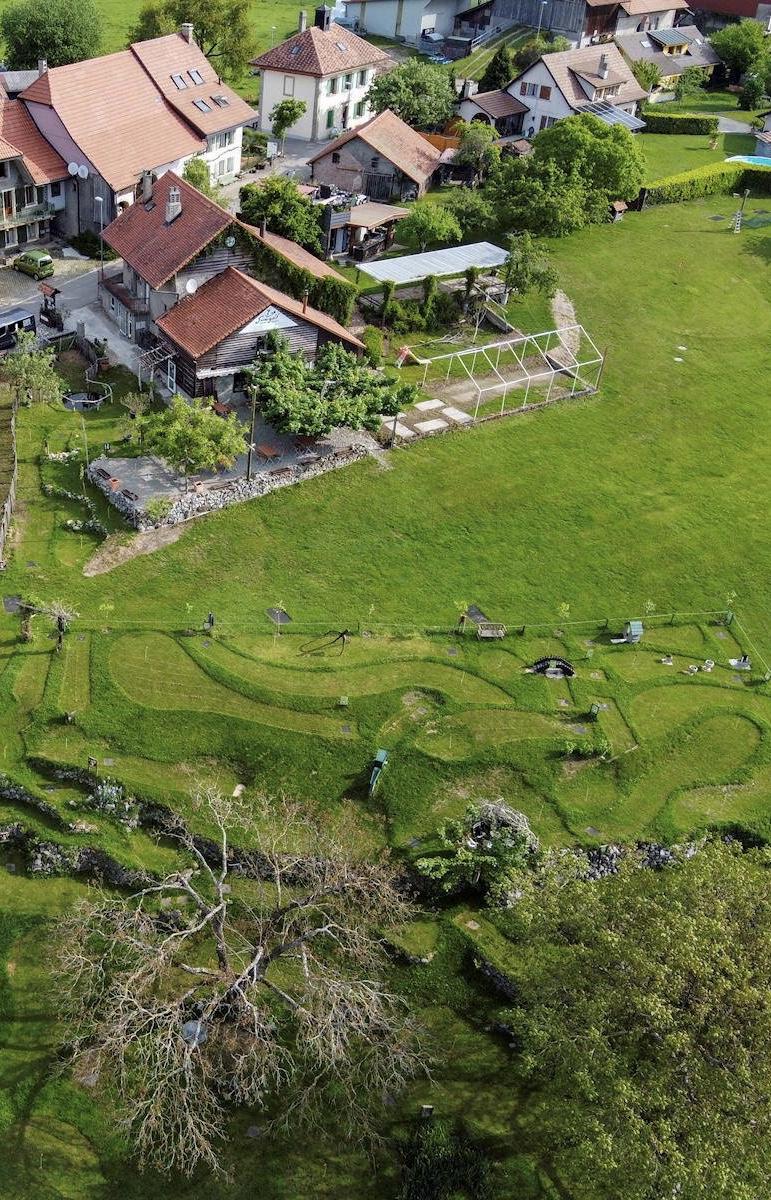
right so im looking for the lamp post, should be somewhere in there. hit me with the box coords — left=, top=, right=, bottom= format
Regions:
left=536, top=0, right=548, bottom=36
left=94, top=195, right=104, bottom=280
left=246, top=385, right=258, bottom=482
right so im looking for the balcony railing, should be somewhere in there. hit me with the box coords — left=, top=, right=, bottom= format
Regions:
left=0, top=202, right=55, bottom=231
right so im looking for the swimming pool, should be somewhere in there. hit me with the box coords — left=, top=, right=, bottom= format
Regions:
left=725, top=155, right=771, bottom=167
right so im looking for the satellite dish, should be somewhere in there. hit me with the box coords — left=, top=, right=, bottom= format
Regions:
left=224, top=235, right=236, bottom=248
left=185, top=278, right=199, bottom=295
left=77, top=164, right=89, bottom=180
left=67, top=162, right=79, bottom=176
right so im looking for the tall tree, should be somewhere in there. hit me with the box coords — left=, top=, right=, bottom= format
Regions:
left=398, top=200, right=462, bottom=252
left=454, top=121, right=501, bottom=183
left=500, top=840, right=771, bottom=1199
left=532, top=112, right=645, bottom=199
left=56, top=789, right=422, bottom=1175
left=513, top=34, right=570, bottom=71
left=182, top=157, right=226, bottom=206
left=366, top=59, right=456, bottom=129
left=500, top=231, right=558, bottom=300
left=674, top=65, right=707, bottom=100
left=632, top=59, right=662, bottom=93
left=710, top=18, right=768, bottom=80
left=0, top=332, right=64, bottom=406
left=137, top=395, right=246, bottom=484
left=128, top=0, right=256, bottom=78
left=269, top=98, right=308, bottom=149
left=442, top=188, right=495, bottom=240
left=0, top=0, right=101, bottom=69
left=485, top=155, right=605, bottom=237
left=240, top=176, right=323, bottom=253
left=478, top=42, right=515, bottom=92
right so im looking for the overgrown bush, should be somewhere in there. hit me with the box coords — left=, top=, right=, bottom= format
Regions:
left=144, top=496, right=173, bottom=525
left=397, top=1119, right=494, bottom=1200
left=645, top=160, right=771, bottom=204
left=68, top=229, right=117, bottom=261
left=362, top=326, right=383, bottom=367
left=640, top=110, right=719, bottom=135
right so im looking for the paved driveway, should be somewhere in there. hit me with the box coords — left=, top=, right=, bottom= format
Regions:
left=222, top=135, right=321, bottom=210
left=0, top=250, right=99, bottom=309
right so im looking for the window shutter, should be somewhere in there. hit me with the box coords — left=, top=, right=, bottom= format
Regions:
left=520, top=82, right=527, bottom=95
left=539, top=85, right=551, bottom=99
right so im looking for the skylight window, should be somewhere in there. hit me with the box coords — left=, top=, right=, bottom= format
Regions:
left=171, top=73, right=187, bottom=89
left=212, top=94, right=230, bottom=107
left=290, top=44, right=302, bottom=55
left=188, top=68, right=204, bottom=84
left=194, top=98, right=212, bottom=112
left=336, top=41, right=348, bottom=51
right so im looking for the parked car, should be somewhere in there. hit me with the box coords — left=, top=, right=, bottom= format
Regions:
left=0, top=306, right=36, bottom=351
left=12, top=250, right=54, bottom=281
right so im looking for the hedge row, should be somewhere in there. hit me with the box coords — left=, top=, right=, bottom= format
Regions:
left=645, top=160, right=771, bottom=205
left=641, top=109, right=719, bottom=136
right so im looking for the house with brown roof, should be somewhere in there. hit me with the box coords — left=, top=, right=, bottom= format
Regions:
left=0, top=99, right=68, bottom=257
left=308, top=108, right=444, bottom=200
left=19, top=24, right=256, bottom=236
left=457, top=88, right=529, bottom=137
left=502, top=43, right=647, bottom=138
left=485, top=0, right=688, bottom=49
left=100, top=171, right=347, bottom=350
left=156, top=265, right=362, bottom=400
left=250, top=7, right=390, bottom=142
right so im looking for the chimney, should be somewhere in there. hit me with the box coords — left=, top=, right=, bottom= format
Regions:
left=461, top=78, right=474, bottom=100
left=37, top=58, right=47, bottom=76
left=166, top=184, right=182, bottom=223
left=141, top=170, right=153, bottom=203
left=314, top=5, right=331, bottom=31
left=302, top=290, right=309, bottom=313
left=298, top=9, right=307, bottom=31
left=259, top=218, right=267, bottom=237
left=598, top=53, right=609, bottom=79
left=180, top=21, right=194, bottom=43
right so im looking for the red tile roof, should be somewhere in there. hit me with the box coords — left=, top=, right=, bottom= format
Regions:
left=0, top=99, right=68, bottom=184
left=512, top=44, right=647, bottom=108
left=131, top=34, right=256, bottom=138
left=103, top=171, right=348, bottom=289
left=250, top=22, right=388, bottom=77
left=156, top=265, right=363, bottom=357
left=102, top=171, right=232, bottom=288
left=20, top=33, right=256, bottom=192
left=308, top=109, right=442, bottom=186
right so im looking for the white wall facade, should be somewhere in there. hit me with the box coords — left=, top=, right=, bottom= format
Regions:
left=257, top=65, right=378, bottom=141
left=345, top=0, right=458, bottom=42
left=506, top=62, right=575, bottom=137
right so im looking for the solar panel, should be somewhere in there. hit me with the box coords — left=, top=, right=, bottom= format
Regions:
left=648, top=28, right=689, bottom=46
left=580, top=100, right=646, bottom=131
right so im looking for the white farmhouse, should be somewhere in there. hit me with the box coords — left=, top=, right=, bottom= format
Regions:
left=343, top=0, right=466, bottom=43
left=506, top=43, right=647, bottom=137
left=250, top=7, right=391, bottom=142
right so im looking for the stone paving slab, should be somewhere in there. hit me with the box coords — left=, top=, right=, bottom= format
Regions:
left=414, top=418, right=449, bottom=433
left=392, top=421, right=416, bottom=439
left=414, top=398, right=444, bottom=411
left=442, top=405, right=473, bottom=424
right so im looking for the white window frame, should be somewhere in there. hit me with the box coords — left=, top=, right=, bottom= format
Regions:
left=283, top=74, right=295, bottom=96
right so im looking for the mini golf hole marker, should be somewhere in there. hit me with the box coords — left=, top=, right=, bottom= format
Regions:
left=267, top=607, right=292, bottom=626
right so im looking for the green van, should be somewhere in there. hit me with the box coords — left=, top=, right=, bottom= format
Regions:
left=12, top=249, right=54, bottom=281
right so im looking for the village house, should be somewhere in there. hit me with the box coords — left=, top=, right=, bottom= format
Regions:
left=475, top=43, right=648, bottom=137
left=474, top=0, right=689, bottom=47
left=615, top=25, right=721, bottom=92
left=155, top=265, right=363, bottom=401
left=18, top=25, right=256, bottom=235
left=0, top=99, right=69, bottom=257
left=457, top=86, right=529, bottom=136
left=308, top=108, right=444, bottom=199
left=343, top=0, right=472, bottom=45
left=99, top=171, right=345, bottom=352
left=250, top=7, right=390, bottom=142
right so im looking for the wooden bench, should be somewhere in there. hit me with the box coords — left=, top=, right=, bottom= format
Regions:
left=476, top=622, right=506, bottom=640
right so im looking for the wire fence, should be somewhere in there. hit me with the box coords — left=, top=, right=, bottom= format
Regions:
left=0, top=400, right=17, bottom=565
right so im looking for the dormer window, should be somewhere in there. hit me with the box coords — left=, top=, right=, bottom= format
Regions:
left=194, top=98, right=212, bottom=112
left=188, top=68, right=204, bottom=84
left=171, top=73, right=187, bottom=89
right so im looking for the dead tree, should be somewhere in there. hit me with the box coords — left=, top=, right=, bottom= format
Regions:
left=55, top=788, right=422, bottom=1176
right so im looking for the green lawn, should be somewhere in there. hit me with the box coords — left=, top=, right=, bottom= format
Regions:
left=450, top=26, right=531, bottom=81
left=1, top=192, right=771, bottom=1198
left=655, top=88, right=765, bottom=124
left=639, top=131, right=756, bottom=182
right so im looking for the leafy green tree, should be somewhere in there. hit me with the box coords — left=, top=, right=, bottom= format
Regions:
left=415, top=803, right=538, bottom=898
left=740, top=70, right=765, bottom=110
left=182, top=157, right=227, bottom=207
left=532, top=112, right=645, bottom=199
left=674, top=65, right=707, bottom=100
left=0, top=0, right=101, bottom=68
left=514, top=34, right=570, bottom=71
left=239, top=176, right=322, bottom=254
left=478, top=42, right=515, bottom=92
left=128, top=0, right=256, bottom=78
left=250, top=336, right=417, bottom=437
left=632, top=59, right=662, bottom=92
left=365, top=59, right=456, bottom=129
left=454, top=121, right=501, bottom=183
left=710, top=18, right=768, bottom=81
left=137, top=395, right=246, bottom=484
left=442, top=188, right=495, bottom=240
left=500, top=231, right=557, bottom=299
left=485, top=155, right=605, bottom=237
left=502, top=840, right=771, bottom=1200
left=0, top=332, right=64, bottom=406
left=398, top=200, right=462, bottom=252
left=269, top=98, right=308, bottom=148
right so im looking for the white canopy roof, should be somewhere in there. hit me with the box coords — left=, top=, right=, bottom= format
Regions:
left=364, top=241, right=508, bottom=285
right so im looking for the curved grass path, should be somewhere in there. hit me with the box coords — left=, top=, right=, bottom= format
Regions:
left=415, top=709, right=565, bottom=761
left=109, top=633, right=355, bottom=739
left=202, top=640, right=512, bottom=706
left=630, top=683, right=771, bottom=741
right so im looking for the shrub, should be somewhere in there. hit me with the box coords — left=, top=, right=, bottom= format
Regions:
left=144, top=496, right=173, bottom=524
left=362, top=326, right=383, bottom=367
left=68, top=229, right=117, bottom=260
left=640, top=111, right=719, bottom=135
left=645, top=161, right=771, bottom=204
